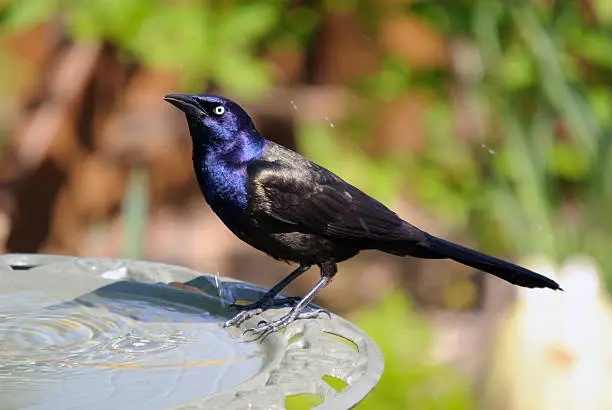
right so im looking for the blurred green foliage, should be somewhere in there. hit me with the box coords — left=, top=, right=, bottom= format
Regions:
left=297, top=0, right=612, bottom=283
left=3, top=0, right=608, bottom=271
left=1, top=0, right=318, bottom=96
left=297, top=123, right=405, bottom=206
left=410, top=0, right=612, bottom=277
left=353, top=291, right=475, bottom=409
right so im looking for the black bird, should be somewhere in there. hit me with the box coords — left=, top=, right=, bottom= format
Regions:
left=163, top=93, right=561, bottom=334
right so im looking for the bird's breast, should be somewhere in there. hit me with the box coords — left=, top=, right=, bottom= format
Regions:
left=197, top=162, right=249, bottom=211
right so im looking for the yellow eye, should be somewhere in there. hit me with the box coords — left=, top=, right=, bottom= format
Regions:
left=213, top=105, right=225, bottom=115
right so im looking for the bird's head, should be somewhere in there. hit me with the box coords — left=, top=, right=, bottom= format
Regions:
left=163, top=94, right=257, bottom=145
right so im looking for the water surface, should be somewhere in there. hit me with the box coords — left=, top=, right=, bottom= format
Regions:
left=0, top=284, right=264, bottom=410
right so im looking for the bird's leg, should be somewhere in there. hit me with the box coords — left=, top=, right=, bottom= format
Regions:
left=232, top=264, right=312, bottom=310
left=224, top=264, right=311, bottom=327
left=244, top=261, right=337, bottom=336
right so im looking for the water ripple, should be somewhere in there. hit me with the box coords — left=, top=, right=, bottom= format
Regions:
left=0, top=290, right=264, bottom=409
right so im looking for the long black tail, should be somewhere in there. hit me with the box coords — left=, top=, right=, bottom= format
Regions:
left=422, top=233, right=561, bottom=290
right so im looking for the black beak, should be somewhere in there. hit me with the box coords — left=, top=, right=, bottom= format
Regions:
left=163, top=94, right=204, bottom=116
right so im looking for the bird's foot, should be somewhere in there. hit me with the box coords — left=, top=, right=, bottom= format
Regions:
left=224, top=296, right=301, bottom=328
left=243, top=308, right=330, bottom=338
left=224, top=308, right=263, bottom=328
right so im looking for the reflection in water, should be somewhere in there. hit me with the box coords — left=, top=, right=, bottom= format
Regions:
left=0, top=288, right=264, bottom=410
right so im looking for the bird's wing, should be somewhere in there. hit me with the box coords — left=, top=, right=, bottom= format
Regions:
left=247, top=159, right=426, bottom=243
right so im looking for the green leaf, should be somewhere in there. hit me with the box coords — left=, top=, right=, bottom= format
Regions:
left=216, top=54, right=272, bottom=97
left=588, top=88, right=612, bottom=125
left=548, top=141, right=590, bottom=180
left=221, top=3, right=280, bottom=42
left=573, top=31, right=612, bottom=67
left=130, top=5, right=210, bottom=70
left=2, top=0, right=58, bottom=29
left=592, top=0, right=612, bottom=24
left=500, top=46, right=535, bottom=90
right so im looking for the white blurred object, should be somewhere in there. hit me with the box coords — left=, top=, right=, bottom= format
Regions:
left=483, top=254, right=612, bottom=410
left=101, top=266, right=128, bottom=280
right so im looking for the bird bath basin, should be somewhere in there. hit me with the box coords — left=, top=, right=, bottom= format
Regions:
left=0, top=254, right=383, bottom=410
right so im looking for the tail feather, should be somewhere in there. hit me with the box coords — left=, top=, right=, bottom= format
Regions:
left=422, top=233, right=561, bottom=290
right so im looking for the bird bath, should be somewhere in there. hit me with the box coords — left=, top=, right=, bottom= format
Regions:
left=0, top=254, right=383, bottom=410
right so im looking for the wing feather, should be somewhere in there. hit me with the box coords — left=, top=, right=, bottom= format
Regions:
left=247, top=157, right=425, bottom=243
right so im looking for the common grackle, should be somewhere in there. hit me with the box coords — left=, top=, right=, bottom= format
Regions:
left=164, top=93, right=561, bottom=335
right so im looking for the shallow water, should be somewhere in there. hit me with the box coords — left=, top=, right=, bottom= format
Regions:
left=0, top=287, right=264, bottom=410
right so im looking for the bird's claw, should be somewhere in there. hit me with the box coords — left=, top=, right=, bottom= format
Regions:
left=242, top=308, right=329, bottom=337
left=224, top=308, right=264, bottom=328
left=224, top=296, right=303, bottom=327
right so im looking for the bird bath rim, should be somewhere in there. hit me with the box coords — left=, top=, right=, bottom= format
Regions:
left=0, top=253, right=384, bottom=410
